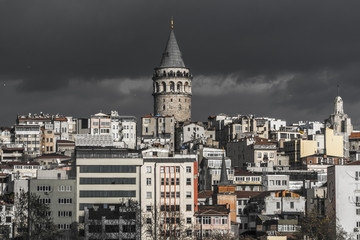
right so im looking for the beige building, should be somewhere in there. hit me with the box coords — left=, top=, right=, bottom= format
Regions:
left=284, top=139, right=317, bottom=167
left=227, top=137, right=277, bottom=168
left=325, top=96, right=352, bottom=158
left=141, top=114, right=176, bottom=151
left=325, top=128, right=343, bottom=157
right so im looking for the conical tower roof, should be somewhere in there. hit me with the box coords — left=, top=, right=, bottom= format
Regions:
left=219, top=151, right=231, bottom=185
left=159, top=29, right=185, bottom=68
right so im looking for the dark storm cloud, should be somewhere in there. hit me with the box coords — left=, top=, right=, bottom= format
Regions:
left=1, top=0, right=360, bottom=126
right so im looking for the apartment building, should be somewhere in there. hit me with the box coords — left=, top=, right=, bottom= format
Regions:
left=141, top=150, right=197, bottom=239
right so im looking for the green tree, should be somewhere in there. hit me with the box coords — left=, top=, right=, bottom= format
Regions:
left=14, top=189, right=57, bottom=240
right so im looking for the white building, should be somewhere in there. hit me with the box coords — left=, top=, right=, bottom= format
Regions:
left=141, top=149, right=197, bottom=239
left=262, top=175, right=289, bottom=191
left=327, top=163, right=360, bottom=238
left=75, top=147, right=143, bottom=228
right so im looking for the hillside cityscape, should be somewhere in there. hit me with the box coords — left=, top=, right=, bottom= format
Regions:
left=0, top=19, right=359, bottom=240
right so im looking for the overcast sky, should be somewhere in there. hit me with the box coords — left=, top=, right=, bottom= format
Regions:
left=1, top=0, right=360, bottom=127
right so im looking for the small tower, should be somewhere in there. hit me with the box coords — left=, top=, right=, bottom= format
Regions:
left=334, top=96, right=344, bottom=115
left=213, top=151, right=237, bottom=222
left=152, top=18, right=192, bottom=122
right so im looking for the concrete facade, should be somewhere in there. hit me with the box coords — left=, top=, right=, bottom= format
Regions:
left=75, top=147, right=143, bottom=227
left=29, top=171, right=76, bottom=239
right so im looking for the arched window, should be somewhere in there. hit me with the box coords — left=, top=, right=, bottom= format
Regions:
left=170, top=81, right=175, bottom=91
left=162, top=82, right=166, bottom=92
left=178, top=104, right=182, bottom=110
left=163, top=105, right=166, bottom=110
left=184, top=82, right=189, bottom=92
left=177, top=82, right=182, bottom=92
left=155, top=82, right=160, bottom=92
left=163, top=71, right=166, bottom=76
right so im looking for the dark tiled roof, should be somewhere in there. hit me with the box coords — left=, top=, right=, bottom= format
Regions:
left=159, top=30, right=185, bottom=68
left=198, top=190, right=213, bottom=199
left=35, top=154, right=71, bottom=159
left=234, top=169, right=259, bottom=176
left=350, top=132, right=360, bottom=139
left=347, top=161, right=360, bottom=165
left=196, top=205, right=229, bottom=215
left=235, top=191, right=264, bottom=198
left=57, top=140, right=75, bottom=144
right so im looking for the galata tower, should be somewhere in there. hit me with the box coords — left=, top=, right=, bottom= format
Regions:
left=152, top=18, right=192, bottom=122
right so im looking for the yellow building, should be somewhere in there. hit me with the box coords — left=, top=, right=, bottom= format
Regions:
left=325, top=128, right=343, bottom=157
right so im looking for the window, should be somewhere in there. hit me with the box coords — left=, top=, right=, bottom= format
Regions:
left=186, top=204, right=192, bottom=211
left=161, top=178, right=164, bottom=185
left=79, top=190, right=135, bottom=198
left=171, top=178, right=175, bottom=185
left=39, top=198, right=51, bottom=204
left=37, top=186, right=51, bottom=192
left=282, top=180, right=287, bottom=185
left=257, top=152, right=262, bottom=158
left=146, top=192, right=152, bottom=199
left=176, top=167, right=180, bottom=173
left=202, top=216, right=211, bottom=224
left=187, top=229, right=192, bottom=237
left=6, top=217, right=11, bottom=223
left=186, top=178, right=191, bottom=185
left=276, top=202, right=280, bottom=209
left=146, top=178, right=152, bottom=186
left=356, top=209, right=360, bottom=215
left=146, top=218, right=152, bottom=224
left=186, top=192, right=191, bottom=198
left=146, top=166, right=152, bottom=173
left=58, top=185, right=72, bottom=192
left=290, top=202, right=294, bottom=209
left=146, top=206, right=152, bottom=212
left=186, top=166, right=191, bottom=173
left=187, top=218, right=192, bottom=224
left=58, top=211, right=72, bottom=217
left=58, top=198, right=72, bottom=204
left=176, top=178, right=180, bottom=185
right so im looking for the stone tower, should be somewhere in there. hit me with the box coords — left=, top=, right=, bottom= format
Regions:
left=152, top=19, right=192, bottom=122
left=325, top=95, right=353, bottom=158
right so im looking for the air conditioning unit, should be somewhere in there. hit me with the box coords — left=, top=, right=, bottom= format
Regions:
left=354, top=228, right=359, bottom=232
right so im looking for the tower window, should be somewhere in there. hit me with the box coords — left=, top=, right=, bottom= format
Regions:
left=170, top=81, right=175, bottom=91
left=163, top=105, right=165, bottom=110
left=179, top=99, right=181, bottom=102
left=171, top=99, right=173, bottom=102
left=178, top=105, right=182, bottom=110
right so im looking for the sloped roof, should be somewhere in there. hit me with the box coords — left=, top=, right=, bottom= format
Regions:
left=159, top=30, right=185, bottom=68
left=198, top=190, right=213, bottom=199
left=347, top=160, right=360, bottom=165
left=236, top=191, right=264, bottom=198
left=350, top=132, right=360, bottom=139
left=196, top=205, right=229, bottom=215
